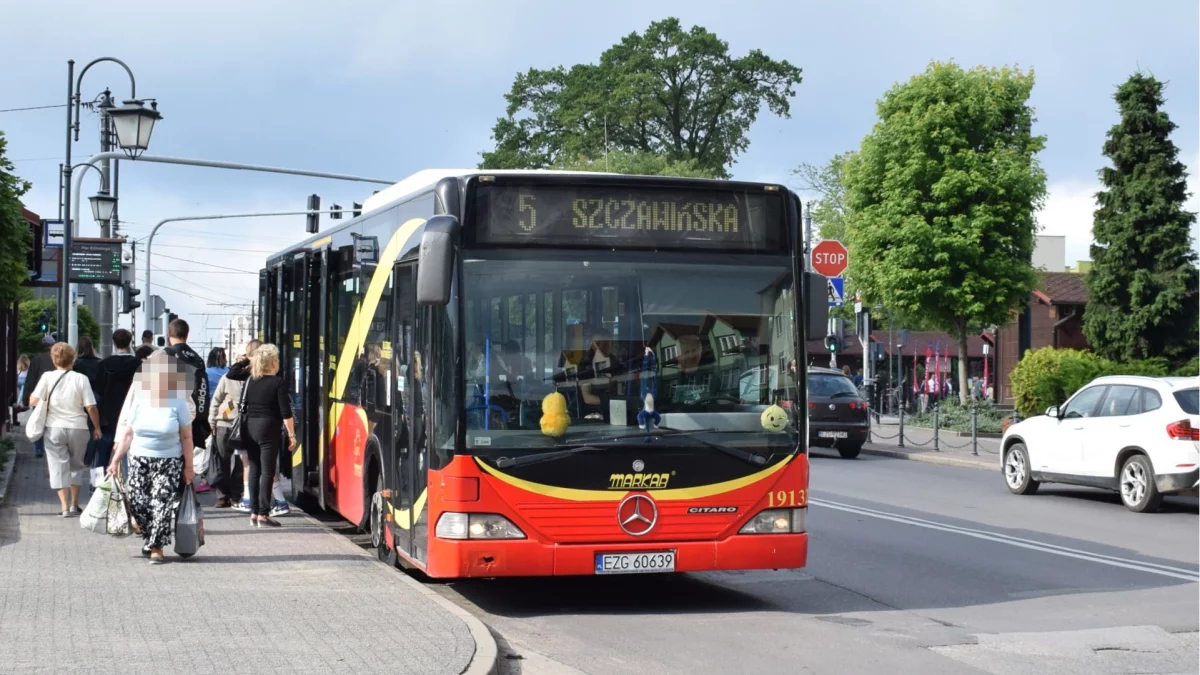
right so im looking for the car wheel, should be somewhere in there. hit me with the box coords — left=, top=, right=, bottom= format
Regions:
left=837, top=441, right=863, bottom=459
left=1119, top=454, right=1163, bottom=513
left=1003, top=443, right=1039, bottom=495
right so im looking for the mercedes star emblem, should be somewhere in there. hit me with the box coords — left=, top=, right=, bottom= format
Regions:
left=632, top=459, right=645, bottom=472
left=829, top=403, right=836, bottom=410
left=617, top=494, right=658, bottom=536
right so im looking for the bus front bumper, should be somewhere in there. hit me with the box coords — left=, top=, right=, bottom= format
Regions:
left=425, top=533, right=808, bottom=579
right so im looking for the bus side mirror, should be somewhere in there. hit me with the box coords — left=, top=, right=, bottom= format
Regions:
left=804, top=272, right=829, bottom=340
left=416, top=215, right=459, bottom=305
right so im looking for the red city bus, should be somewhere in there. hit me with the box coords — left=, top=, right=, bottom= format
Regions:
left=259, top=170, right=827, bottom=578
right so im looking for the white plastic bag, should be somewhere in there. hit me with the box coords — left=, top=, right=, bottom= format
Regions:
left=80, top=478, right=112, bottom=534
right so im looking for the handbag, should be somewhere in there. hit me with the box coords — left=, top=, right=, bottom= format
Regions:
left=227, top=380, right=249, bottom=450
left=106, top=474, right=133, bottom=537
left=80, top=476, right=113, bottom=534
left=24, top=371, right=68, bottom=442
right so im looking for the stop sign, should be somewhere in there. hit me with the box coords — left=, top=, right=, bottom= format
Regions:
left=811, top=240, right=849, bottom=277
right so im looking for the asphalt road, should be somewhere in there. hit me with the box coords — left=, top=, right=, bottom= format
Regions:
left=432, top=451, right=1199, bottom=675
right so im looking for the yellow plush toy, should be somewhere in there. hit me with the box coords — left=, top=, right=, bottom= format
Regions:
left=540, top=392, right=571, bottom=437
left=760, top=404, right=789, bottom=433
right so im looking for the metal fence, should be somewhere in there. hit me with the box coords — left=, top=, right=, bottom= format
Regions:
left=866, top=403, right=1018, bottom=457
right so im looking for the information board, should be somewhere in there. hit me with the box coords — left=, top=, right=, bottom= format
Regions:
left=473, top=183, right=784, bottom=252
left=68, top=238, right=123, bottom=284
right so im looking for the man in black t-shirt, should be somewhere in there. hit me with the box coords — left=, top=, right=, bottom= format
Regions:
left=162, top=319, right=211, bottom=452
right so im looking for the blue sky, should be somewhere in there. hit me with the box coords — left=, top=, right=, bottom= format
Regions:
left=2, top=0, right=1197, bottom=347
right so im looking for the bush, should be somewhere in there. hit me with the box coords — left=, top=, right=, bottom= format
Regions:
left=1010, top=348, right=1109, bottom=418
left=1011, top=347, right=1186, bottom=418
left=908, top=399, right=1006, bottom=434
left=1174, top=356, right=1199, bottom=377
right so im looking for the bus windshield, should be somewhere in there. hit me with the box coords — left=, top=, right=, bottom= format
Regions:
left=461, top=255, right=798, bottom=452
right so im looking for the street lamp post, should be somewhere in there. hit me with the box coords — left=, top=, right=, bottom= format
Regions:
left=65, top=150, right=396, bottom=345
left=60, top=57, right=155, bottom=356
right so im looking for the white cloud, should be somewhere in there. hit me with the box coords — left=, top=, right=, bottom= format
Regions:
left=1038, top=154, right=1200, bottom=266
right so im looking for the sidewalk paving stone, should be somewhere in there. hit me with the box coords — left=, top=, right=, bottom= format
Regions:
left=0, top=435, right=495, bottom=675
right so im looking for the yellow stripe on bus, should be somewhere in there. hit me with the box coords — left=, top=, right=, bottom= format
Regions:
left=331, top=217, right=427, bottom=401
left=293, top=444, right=304, bottom=468
left=386, top=489, right=428, bottom=531
left=473, top=454, right=794, bottom=502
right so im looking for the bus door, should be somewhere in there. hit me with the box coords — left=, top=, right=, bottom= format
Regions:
left=389, top=261, right=418, bottom=559
left=308, top=248, right=332, bottom=509
left=285, top=253, right=307, bottom=498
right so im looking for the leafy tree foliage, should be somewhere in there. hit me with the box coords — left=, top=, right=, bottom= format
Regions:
left=553, top=149, right=716, bottom=178
left=1083, top=73, right=1199, bottom=365
left=481, top=18, right=802, bottom=178
left=843, top=62, right=1047, bottom=404
left=17, top=295, right=99, bottom=356
left=0, top=130, right=33, bottom=309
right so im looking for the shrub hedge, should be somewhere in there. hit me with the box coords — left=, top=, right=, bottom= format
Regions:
left=1010, top=347, right=1187, bottom=418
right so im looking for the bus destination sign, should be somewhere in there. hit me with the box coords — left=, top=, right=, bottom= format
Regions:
left=473, top=184, right=783, bottom=251
left=68, top=238, right=123, bottom=284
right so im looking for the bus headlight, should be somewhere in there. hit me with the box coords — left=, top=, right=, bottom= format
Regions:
left=739, top=508, right=806, bottom=534
left=435, top=512, right=526, bottom=540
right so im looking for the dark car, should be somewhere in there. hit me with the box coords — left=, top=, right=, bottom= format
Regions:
left=807, top=367, right=869, bottom=458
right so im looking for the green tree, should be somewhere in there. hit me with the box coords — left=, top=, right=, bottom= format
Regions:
left=17, top=295, right=99, bottom=356
left=0, top=130, right=33, bottom=309
left=553, top=149, right=716, bottom=178
left=1083, top=74, right=1199, bottom=365
left=843, top=62, right=1047, bottom=405
left=480, top=17, right=802, bottom=178
left=793, top=152, right=854, bottom=242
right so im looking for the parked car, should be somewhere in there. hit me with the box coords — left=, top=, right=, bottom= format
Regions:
left=807, top=367, right=869, bottom=459
left=1000, top=376, right=1199, bottom=512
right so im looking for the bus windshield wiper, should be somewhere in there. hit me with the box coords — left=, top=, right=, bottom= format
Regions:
left=493, top=445, right=607, bottom=469
left=653, top=427, right=768, bottom=467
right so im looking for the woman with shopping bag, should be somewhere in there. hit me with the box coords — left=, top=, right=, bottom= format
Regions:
left=107, top=351, right=196, bottom=565
left=27, top=343, right=102, bottom=517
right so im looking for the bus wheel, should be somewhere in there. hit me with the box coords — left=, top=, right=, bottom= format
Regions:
left=370, top=475, right=389, bottom=562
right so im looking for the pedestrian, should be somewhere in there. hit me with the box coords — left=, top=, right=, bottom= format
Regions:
left=208, top=352, right=245, bottom=509
left=162, top=319, right=212, bottom=483
left=237, top=344, right=295, bottom=527
left=94, top=329, right=142, bottom=487
left=28, top=343, right=102, bottom=517
left=226, top=340, right=290, bottom=516
left=13, top=354, right=30, bottom=424
left=854, top=368, right=864, bottom=387
left=206, top=348, right=228, bottom=400
left=107, top=352, right=195, bottom=564
left=23, top=336, right=57, bottom=458
left=74, top=337, right=104, bottom=485
left=140, top=329, right=157, bottom=351
left=135, top=345, right=155, bottom=360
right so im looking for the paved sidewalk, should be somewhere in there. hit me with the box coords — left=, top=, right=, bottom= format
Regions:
left=861, top=421, right=1002, bottom=471
left=0, top=435, right=495, bottom=675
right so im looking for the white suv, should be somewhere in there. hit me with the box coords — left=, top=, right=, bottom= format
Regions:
left=1001, top=376, right=1199, bottom=512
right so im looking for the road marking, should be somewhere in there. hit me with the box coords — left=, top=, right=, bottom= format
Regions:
left=810, top=498, right=1200, bottom=582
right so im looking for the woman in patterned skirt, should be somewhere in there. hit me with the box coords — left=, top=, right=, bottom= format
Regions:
left=108, top=351, right=196, bottom=564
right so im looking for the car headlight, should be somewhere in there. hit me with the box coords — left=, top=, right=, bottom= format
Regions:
left=739, top=508, right=806, bottom=534
left=435, top=512, right=526, bottom=540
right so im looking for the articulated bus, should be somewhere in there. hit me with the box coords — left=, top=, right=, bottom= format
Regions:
left=258, top=170, right=827, bottom=578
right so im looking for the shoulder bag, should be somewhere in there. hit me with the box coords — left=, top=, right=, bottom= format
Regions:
left=25, top=371, right=68, bottom=442
left=227, top=378, right=250, bottom=450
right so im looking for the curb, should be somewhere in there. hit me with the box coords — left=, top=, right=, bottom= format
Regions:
left=861, top=445, right=995, bottom=471
left=0, top=436, right=18, bottom=506
left=295, top=506, right=499, bottom=675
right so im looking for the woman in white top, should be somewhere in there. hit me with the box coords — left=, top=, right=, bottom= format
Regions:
left=28, top=343, right=102, bottom=517
left=108, top=351, right=195, bottom=564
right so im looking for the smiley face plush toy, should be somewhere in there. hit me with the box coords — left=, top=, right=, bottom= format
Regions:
left=540, top=392, right=571, bottom=437
left=760, top=404, right=789, bottom=433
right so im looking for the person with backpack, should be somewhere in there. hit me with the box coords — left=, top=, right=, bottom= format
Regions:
left=162, top=320, right=211, bottom=493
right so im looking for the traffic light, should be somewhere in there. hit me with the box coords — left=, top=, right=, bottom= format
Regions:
left=167, top=311, right=178, bottom=325
left=38, top=309, right=52, bottom=333
left=306, top=194, right=320, bottom=234
left=330, top=204, right=342, bottom=220
left=824, top=334, right=840, bottom=353
left=121, top=282, right=141, bottom=314
left=352, top=202, right=362, bottom=218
